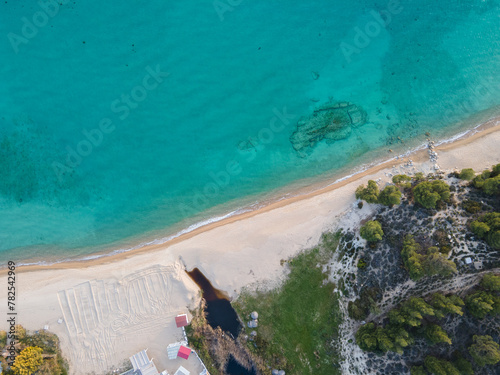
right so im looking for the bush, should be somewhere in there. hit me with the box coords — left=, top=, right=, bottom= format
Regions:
left=465, top=291, right=497, bottom=319
left=392, top=174, right=411, bottom=188
left=470, top=212, right=500, bottom=249
left=356, top=180, right=379, bottom=203
left=468, top=335, right=500, bottom=367
left=378, top=185, right=402, bottom=206
left=410, top=366, right=427, bottom=375
left=413, top=180, right=450, bottom=209
left=483, top=175, right=500, bottom=195
left=424, top=324, right=451, bottom=345
left=12, top=346, right=44, bottom=375
left=462, top=199, right=482, bottom=214
left=360, top=221, right=384, bottom=242
left=453, top=355, right=473, bottom=375
left=481, top=273, right=500, bottom=291
left=459, top=168, right=475, bottom=180
left=471, top=220, right=490, bottom=238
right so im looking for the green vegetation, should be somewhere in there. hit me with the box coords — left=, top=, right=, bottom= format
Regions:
left=472, top=164, right=500, bottom=195
left=459, top=168, right=475, bottom=180
left=468, top=335, right=500, bottom=367
left=355, top=180, right=379, bottom=203
left=355, top=293, right=464, bottom=355
left=392, top=174, right=412, bottom=188
left=428, top=293, right=464, bottom=319
left=360, top=220, right=384, bottom=242
left=347, top=287, right=380, bottom=320
left=413, top=180, right=451, bottom=209
left=481, top=273, right=500, bottom=291
left=184, top=304, right=220, bottom=375
left=11, top=346, right=44, bottom=375
left=465, top=291, right=499, bottom=319
left=378, top=185, right=402, bottom=206
left=452, top=355, right=474, bottom=375
left=355, top=181, right=403, bottom=206
left=233, top=232, right=343, bottom=375
left=410, top=365, right=426, bottom=375
left=424, top=356, right=459, bottom=375
left=424, top=324, right=451, bottom=345
left=401, top=235, right=456, bottom=281
left=471, top=212, right=500, bottom=249
left=462, top=199, right=482, bottom=214
left=1, top=326, right=68, bottom=375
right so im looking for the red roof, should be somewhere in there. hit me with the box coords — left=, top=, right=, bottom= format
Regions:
left=175, top=314, right=188, bottom=328
left=177, top=346, right=191, bottom=360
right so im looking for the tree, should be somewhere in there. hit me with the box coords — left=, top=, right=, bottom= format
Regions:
left=360, top=220, right=384, bottom=242
left=471, top=221, right=490, bottom=238
left=355, top=323, right=378, bottom=351
left=468, top=335, right=500, bottom=367
left=482, top=175, right=500, bottom=195
left=413, top=180, right=450, bottom=209
left=424, top=356, right=459, bottom=375
left=378, top=185, right=402, bottom=206
left=424, top=324, right=452, bottom=345
left=393, top=174, right=412, bottom=188
left=11, top=346, right=44, bottom=375
left=470, top=212, right=500, bottom=249
left=411, top=366, right=427, bottom=375
left=401, top=235, right=425, bottom=281
left=459, top=168, right=475, bottom=180
left=465, top=291, right=495, bottom=319
left=481, top=273, right=500, bottom=291
left=429, top=293, right=464, bottom=318
left=492, top=163, right=500, bottom=177
left=423, top=247, right=457, bottom=277
left=356, top=180, right=379, bottom=203
left=452, top=356, right=473, bottom=375
left=386, top=325, right=413, bottom=354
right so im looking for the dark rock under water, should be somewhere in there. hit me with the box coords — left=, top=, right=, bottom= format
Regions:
left=289, top=100, right=367, bottom=156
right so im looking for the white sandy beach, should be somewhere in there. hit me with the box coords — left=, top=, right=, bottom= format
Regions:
left=1, top=120, right=500, bottom=375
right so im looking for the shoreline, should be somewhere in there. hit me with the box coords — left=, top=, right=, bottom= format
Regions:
left=7, top=115, right=500, bottom=274
left=1, top=116, right=499, bottom=375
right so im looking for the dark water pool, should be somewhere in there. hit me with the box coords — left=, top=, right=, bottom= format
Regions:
left=225, top=355, right=257, bottom=375
left=186, top=268, right=242, bottom=337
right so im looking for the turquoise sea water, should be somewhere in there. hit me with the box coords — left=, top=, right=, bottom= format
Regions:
left=1, top=0, right=499, bottom=263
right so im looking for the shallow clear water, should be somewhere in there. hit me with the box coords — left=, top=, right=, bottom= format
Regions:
left=1, top=0, right=499, bottom=262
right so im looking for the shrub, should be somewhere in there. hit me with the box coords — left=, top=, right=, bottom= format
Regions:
left=424, top=356, right=459, bottom=375
left=378, top=185, right=402, bottom=206
left=453, top=355, right=473, bottom=375
left=12, top=346, right=44, bottom=375
left=468, top=335, right=500, bottom=367
left=482, top=175, right=500, bottom=195
left=410, top=366, right=426, bottom=375
left=392, top=174, right=411, bottom=188
left=481, top=273, right=500, bottom=291
left=360, top=221, right=384, bottom=242
left=459, top=168, right=475, bottom=180
left=466, top=291, right=497, bottom=319
left=462, top=199, right=482, bottom=214
left=471, top=212, right=500, bottom=249
left=356, top=180, right=379, bottom=203
left=413, top=180, right=450, bottom=209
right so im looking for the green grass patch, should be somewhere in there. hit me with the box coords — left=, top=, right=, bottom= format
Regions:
left=233, top=232, right=343, bottom=375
